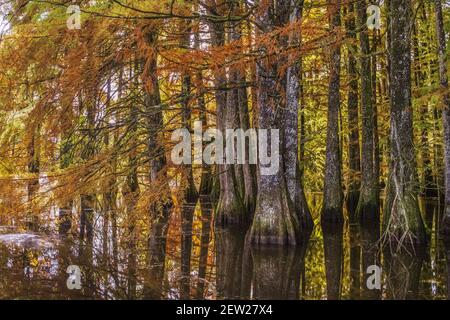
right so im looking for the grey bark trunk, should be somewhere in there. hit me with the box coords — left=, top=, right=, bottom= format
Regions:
left=383, top=0, right=426, bottom=244
left=249, top=0, right=302, bottom=245
left=208, top=1, right=245, bottom=225
left=356, top=0, right=379, bottom=222
left=322, top=0, right=343, bottom=224
left=284, top=0, right=313, bottom=232
left=345, top=2, right=361, bottom=221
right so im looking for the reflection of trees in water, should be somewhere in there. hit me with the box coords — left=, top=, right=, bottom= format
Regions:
left=383, top=244, right=425, bottom=299
left=322, top=222, right=343, bottom=300
left=180, top=204, right=196, bottom=299
left=349, top=223, right=361, bottom=299
left=196, top=197, right=213, bottom=299
left=2, top=199, right=449, bottom=300
left=215, top=224, right=311, bottom=300
left=250, top=241, right=310, bottom=300
left=143, top=206, right=171, bottom=300
left=215, top=226, right=250, bottom=299
left=360, top=222, right=381, bottom=300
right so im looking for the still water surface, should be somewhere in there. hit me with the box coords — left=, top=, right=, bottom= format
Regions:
left=0, top=197, right=449, bottom=300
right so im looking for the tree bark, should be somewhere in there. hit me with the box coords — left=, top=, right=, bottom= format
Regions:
left=322, top=0, right=343, bottom=224
left=285, top=0, right=313, bottom=232
left=207, top=0, right=245, bottom=225
left=356, top=0, right=379, bottom=222
left=344, top=1, right=361, bottom=221
left=249, top=0, right=303, bottom=245
left=383, top=0, right=426, bottom=244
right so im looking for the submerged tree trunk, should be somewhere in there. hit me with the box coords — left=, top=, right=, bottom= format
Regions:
left=322, top=0, right=343, bottom=224
left=345, top=2, right=361, bottom=221
left=356, top=0, right=378, bottom=222
left=434, top=0, right=450, bottom=235
left=383, top=0, right=426, bottom=244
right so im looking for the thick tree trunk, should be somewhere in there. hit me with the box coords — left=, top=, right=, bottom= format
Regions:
left=322, top=0, right=343, bottom=224
left=249, top=0, right=303, bottom=245
left=434, top=0, right=450, bottom=235
left=356, top=0, right=379, bottom=222
left=345, top=2, right=361, bottom=221
left=383, top=0, right=426, bottom=244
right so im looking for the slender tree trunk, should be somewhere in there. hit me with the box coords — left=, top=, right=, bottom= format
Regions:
left=322, top=0, right=343, bottom=224
left=207, top=0, right=245, bottom=225
left=345, top=1, right=361, bottom=221
left=285, top=0, right=313, bottom=231
left=59, top=130, right=73, bottom=236
left=413, top=20, right=435, bottom=199
left=27, top=124, right=40, bottom=232
left=435, top=0, right=450, bottom=234
left=383, top=0, right=426, bottom=244
left=372, top=30, right=381, bottom=201
left=181, top=205, right=194, bottom=299
left=356, top=0, right=379, bottom=222
left=180, top=21, right=199, bottom=204
left=233, top=8, right=257, bottom=213
left=80, top=88, right=96, bottom=241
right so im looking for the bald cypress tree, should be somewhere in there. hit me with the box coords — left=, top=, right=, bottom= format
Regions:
left=383, top=0, right=426, bottom=244
left=322, top=0, right=343, bottom=224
